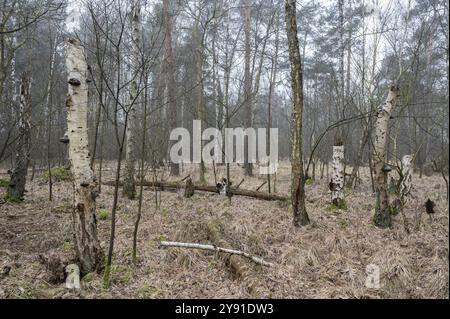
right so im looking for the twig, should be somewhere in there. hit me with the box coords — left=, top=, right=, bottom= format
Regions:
left=159, top=241, right=274, bottom=267
left=179, top=175, right=191, bottom=182
left=256, top=181, right=267, bottom=192
left=235, top=178, right=245, bottom=189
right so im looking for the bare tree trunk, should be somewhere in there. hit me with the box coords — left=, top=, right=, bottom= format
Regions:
left=267, top=13, right=280, bottom=194
left=244, top=0, right=253, bottom=176
left=347, top=127, right=368, bottom=188
left=132, top=72, right=149, bottom=264
left=90, top=81, right=103, bottom=171
left=194, top=8, right=206, bottom=184
left=7, top=73, right=31, bottom=201
left=285, top=0, right=310, bottom=227
left=123, top=0, right=141, bottom=199
left=338, top=0, right=345, bottom=117
left=373, top=86, right=399, bottom=228
left=330, top=0, right=346, bottom=205
left=164, top=0, right=179, bottom=176
left=46, top=35, right=58, bottom=202
left=98, top=106, right=104, bottom=194
left=64, top=39, right=103, bottom=273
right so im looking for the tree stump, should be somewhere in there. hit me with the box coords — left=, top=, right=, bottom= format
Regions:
left=184, top=178, right=194, bottom=198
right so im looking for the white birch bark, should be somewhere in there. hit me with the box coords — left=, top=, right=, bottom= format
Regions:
left=373, top=86, right=399, bottom=228
left=123, top=0, right=141, bottom=199
left=399, top=155, right=412, bottom=199
left=331, top=145, right=345, bottom=206
left=392, top=154, right=413, bottom=213
left=65, top=39, right=102, bottom=272
left=159, top=241, right=273, bottom=267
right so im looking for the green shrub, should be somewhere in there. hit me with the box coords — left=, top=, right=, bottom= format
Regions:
left=0, top=178, right=9, bottom=188
left=82, top=272, right=95, bottom=282
left=43, top=166, right=71, bottom=182
left=97, top=210, right=109, bottom=221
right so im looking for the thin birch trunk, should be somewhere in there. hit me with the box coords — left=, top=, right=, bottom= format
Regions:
left=7, top=73, right=31, bottom=201
left=123, top=0, right=141, bottom=199
left=373, top=86, right=399, bottom=228
left=64, top=39, right=103, bottom=273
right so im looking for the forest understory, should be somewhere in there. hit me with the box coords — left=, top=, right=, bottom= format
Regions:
left=0, top=162, right=448, bottom=299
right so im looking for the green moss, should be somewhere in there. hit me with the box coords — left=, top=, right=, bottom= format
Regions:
left=0, top=178, right=9, bottom=188
left=43, top=166, right=71, bottom=182
left=326, top=201, right=348, bottom=212
left=63, top=241, right=74, bottom=252
left=17, top=287, right=36, bottom=299
left=305, top=178, right=314, bottom=185
left=389, top=204, right=399, bottom=216
left=97, top=210, right=109, bottom=221
left=4, top=193, right=22, bottom=203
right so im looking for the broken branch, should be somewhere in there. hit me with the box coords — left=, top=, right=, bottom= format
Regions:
left=159, top=241, right=274, bottom=267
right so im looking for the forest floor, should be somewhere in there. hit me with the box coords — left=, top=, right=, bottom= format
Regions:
left=0, top=162, right=448, bottom=299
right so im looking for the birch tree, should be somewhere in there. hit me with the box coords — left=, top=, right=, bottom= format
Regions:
left=7, top=72, right=31, bottom=201
left=123, top=0, right=141, bottom=199
left=331, top=130, right=345, bottom=207
left=373, top=86, right=400, bottom=228
left=330, top=0, right=346, bottom=207
left=64, top=39, right=103, bottom=273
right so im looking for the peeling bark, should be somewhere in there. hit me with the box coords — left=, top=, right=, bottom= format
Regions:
left=65, top=39, right=103, bottom=273
left=373, top=86, right=399, bottom=228
left=392, top=155, right=413, bottom=213
left=331, top=130, right=345, bottom=206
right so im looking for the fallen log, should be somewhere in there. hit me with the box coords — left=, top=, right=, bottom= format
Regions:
left=205, top=220, right=272, bottom=297
left=159, top=241, right=273, bottom=267
left=102, top=180, right=287, bottom=201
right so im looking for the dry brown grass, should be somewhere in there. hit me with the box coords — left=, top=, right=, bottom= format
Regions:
left=0, top=162, right=448, bottom=299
